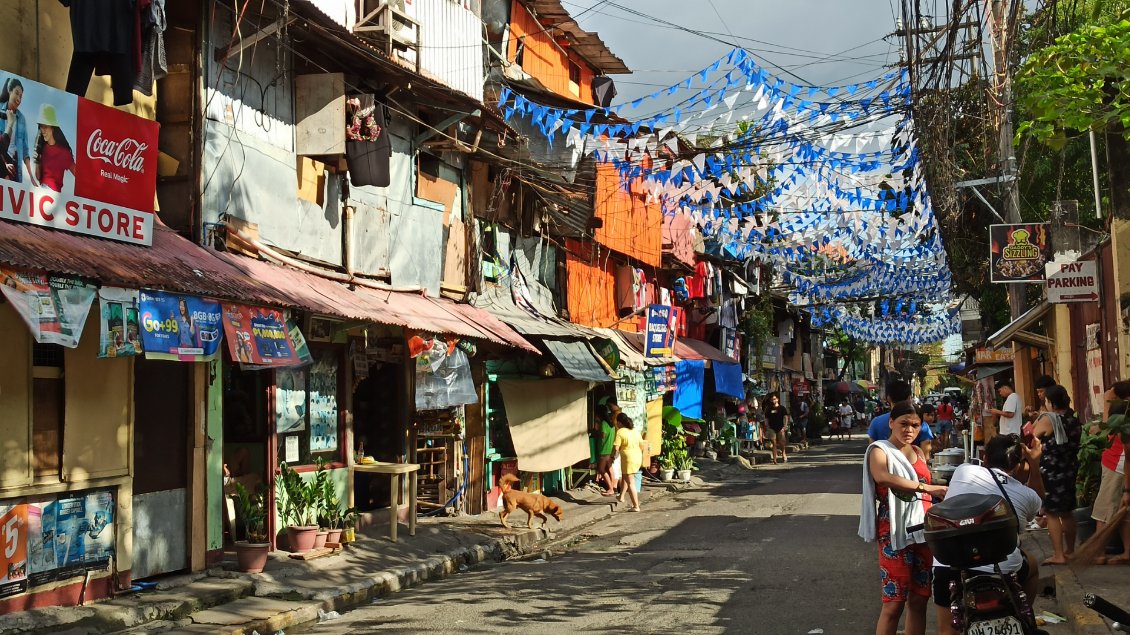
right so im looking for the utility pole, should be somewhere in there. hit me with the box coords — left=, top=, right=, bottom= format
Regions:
left=988, top=0, right=1025, bottom=320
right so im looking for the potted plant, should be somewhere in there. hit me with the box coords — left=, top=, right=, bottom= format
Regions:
left=278, top=462, right=321, bottom=553
left=232, top=482, right=271, bottom=573
left=677, top=454, right=695, bottom=483
left=319, top=465, right=351, bottom=545
left=340, top=508, right=359, bottom=543
left=312, top=460, right=332, bottom=549
left=659, top=455, right=676, bottom=482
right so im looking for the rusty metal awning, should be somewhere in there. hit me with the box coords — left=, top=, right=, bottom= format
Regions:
left=0, top=220, right=537, bottom=351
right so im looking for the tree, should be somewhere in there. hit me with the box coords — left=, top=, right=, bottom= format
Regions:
left=1017, top=13, right=1130, bottom=219
left=826, top=328, right=870, bottom=380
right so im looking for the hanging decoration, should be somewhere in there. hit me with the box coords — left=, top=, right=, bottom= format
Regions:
left=498, top=47, right=956, bottom=345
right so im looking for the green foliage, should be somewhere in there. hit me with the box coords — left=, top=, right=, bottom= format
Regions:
left=233, top=482, right=268, bottom=543
left=741, top=293, right=775, bottom=380
left=660, top=407, right=692, bottom=470
left=1076, top=413, right=1128, bottom=507
left=278, top=460, right=328, bottom=528
left=1017, top=18, right=1130, bottom=146
left=826, top=328, right=869, bottom=380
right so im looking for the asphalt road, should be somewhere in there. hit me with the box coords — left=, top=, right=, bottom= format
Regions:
left=297, top=438, right=898, bottom=634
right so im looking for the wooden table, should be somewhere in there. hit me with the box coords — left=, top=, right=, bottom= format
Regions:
left=352, top=462, right=420, bottom=542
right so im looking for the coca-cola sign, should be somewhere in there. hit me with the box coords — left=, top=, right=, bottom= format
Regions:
left=0, top=71, right=159, bottom=245
left=85, top=129, right=149, bottom=173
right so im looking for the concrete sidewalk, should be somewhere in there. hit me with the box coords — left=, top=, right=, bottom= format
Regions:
left=0, top=473, right=723, bottom=635
left=0, top=441, right=810, bottom=635
left=1025, top=523, right=1130, bottom=634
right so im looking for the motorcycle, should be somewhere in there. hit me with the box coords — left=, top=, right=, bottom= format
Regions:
left=918, top=492, right=1041, bottom=634
left=1084, top=593, right=1130, bottom=632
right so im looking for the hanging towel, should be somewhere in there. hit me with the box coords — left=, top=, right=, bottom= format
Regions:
left=135, top=0, right=167, bottom=96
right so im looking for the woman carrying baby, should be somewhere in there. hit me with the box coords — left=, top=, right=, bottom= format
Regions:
left=859, top=401, right=948, bottom=635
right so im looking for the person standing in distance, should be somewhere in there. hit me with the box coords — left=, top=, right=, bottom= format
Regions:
left=990, top=379, right=1024, bottom=437
left=765, top=394, right=790, bottom=464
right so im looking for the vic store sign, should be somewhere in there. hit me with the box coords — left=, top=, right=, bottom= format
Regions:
left=0, top=71, right=158, bottom=245
left=1045, top=260, right=1099, bottom=304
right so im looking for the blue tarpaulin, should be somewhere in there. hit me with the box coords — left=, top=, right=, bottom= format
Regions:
left=713, top=362, right=744, bottom=398
left=674, top=360, right=705, bottom=419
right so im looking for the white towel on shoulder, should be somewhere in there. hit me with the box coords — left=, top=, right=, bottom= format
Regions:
left=858, top=440, right=926, bottom=551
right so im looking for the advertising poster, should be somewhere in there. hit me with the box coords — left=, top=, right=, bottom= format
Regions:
left=0, top=268, right=96, bottom=348
left=644, top=304, right=678, bottom=357
left=221, top=303, right=302, bottom=367
left=275, top=367, right=307, bottom=434
left=990, top=223, right=1050, bottom=283
left=81, top=490, right=114, bottom=569
left=139, top=290, right=223, bottom=361
left=26, top=501, right=56, bottom=586
left=98, top=287, right=142, bottom=358
left=287, top=318, right=314, bottom=366
left=0, top=503, right=29, bottom=599
left=309, top=352, right=339, bottom=452
left=0, top=71, right=158, bottom=245
left=24, top=490, right=115, bottom=588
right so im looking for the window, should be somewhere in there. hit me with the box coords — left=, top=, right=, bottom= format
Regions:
left=31, top=344, right=64, bottom=478
left=276, top=348, right=342, bottom=465
left=568, top=60, right=581, bottom=85
left=514, top=40, right=525, bottom=68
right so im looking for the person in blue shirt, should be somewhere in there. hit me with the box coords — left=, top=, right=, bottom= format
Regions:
left=1, top=78, right=36, bottom=185
left=869, top=380, right=935, bottom=458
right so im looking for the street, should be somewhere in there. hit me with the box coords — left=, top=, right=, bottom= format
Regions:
left=299, top=439, right=883, bottom=634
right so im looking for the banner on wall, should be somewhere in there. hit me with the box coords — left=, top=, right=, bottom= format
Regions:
left=0, top=268, right=96, bottom=347
left=644, top=304, right=678, bottom=357
left=0, top=503, right=29, bottom=599
left=990, top=223, right=1050, bottom=283
left=0, top=71, right=159, bottom=245
left=98, top=287, right=142, bottom=358
left=221, top=303, right=302, bottom=368
left=23, top=489, right=114, bottom=588
left=139, top=290, right=223, bottom=361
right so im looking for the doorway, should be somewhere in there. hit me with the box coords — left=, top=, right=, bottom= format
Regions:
left=352, top=361, right=405, bottom=511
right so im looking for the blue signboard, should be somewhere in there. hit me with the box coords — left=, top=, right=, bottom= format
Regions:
left=644, top=304, right=677, bottom=357
left=138, top=290, right=224, bottom=361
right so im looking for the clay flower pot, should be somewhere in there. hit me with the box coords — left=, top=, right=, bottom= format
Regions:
left=326, top=529, right=343, bottom=545
left=287, top=526, right=319, bottom=553
left=314, top=530, right=329, bottom=550
left=234, top=541, right=271, bottom=573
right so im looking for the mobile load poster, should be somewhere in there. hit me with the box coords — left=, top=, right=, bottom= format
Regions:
left=990, top=223, right=1050, bottom=283
left=98, top=287, right=142, bottom=358
left=644, top=304, right=678, bottom=357
left=0, top=503, right=29, bottom=599
left=0, top=268, right=96, bottom=347
left=139, top=290, right=224, bottom=361
left=221, top=303, right=302, bottom=367
left=24, top=489, right=115, bottom=588
left=0, top=71, right=158, bottom=245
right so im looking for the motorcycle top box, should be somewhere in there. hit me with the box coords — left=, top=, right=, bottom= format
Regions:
left=924, top=493, right=1018, bottom=568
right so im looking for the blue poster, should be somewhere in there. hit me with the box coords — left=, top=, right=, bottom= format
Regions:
left=673, top=360, right=705, bottom=419
left=644, top=304, right=677, bottom=357
left=139, top=290, right=223, bottom=361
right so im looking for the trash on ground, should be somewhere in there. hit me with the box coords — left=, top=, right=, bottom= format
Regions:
left=808, top=629, right=824, bottom=634
left=1036, top=611, right=1066, bottom=624
left=318, top=609, right=341, bottom=621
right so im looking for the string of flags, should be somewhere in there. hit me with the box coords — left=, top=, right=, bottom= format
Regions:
left=498, top=47, right=956, bottom=345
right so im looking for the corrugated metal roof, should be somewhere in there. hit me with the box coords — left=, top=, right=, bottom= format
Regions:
left=543, top=339, right=612, bottom=383
left=475, top=295, right=602, bottom=340
left=0, top=220, right=536, bottom=350
left=520, top=0, right=631, bottom=75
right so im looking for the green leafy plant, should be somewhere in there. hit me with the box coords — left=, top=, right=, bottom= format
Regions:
left=278, top=461, right=324, bottom=528
left=1076, top=413, right=1129, bottom=508
left=233, top=482, right=269, bottom=543
left=676, top=454, right=696, bottom=472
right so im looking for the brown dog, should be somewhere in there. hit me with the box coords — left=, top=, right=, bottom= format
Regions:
left=499, top=474, right=564, bottom=529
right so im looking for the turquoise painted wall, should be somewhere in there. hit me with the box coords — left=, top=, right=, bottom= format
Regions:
left=207, top=361, right=224, bottom=551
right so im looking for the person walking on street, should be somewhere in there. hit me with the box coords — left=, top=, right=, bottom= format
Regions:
left=1032, top=384, right=1081, bottom=565
left=931, top=434, right=1044, bottom=635
left=935, top=396, right=956, bottom=448
left=765, top=394, right=790, bottom=464
left=839, top=400, right=855, bottom=440
left=612, top=413, right=647, bottom=512
left=860, top=401, right=948, bottom=635
left=991, top=379, right=1024, bottom=436
left=595, top=398, right=621, bottom=496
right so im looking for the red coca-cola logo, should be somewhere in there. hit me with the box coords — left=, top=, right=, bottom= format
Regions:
left=85, top=129, right=148, bottom=173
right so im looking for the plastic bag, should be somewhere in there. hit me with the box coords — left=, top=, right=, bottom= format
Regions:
left=415, top=348, right=478, bottom=410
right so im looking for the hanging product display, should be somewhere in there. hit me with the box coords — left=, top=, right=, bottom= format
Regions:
left=0, top=268, right=96, bottom=348
left=220, top=303, right=304, bottom=368
left=97, top=287, right=141, bottom=358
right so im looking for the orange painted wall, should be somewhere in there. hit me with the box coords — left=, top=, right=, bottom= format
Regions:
left=508, top=0, right=595, bottom=104
left=565, top=238, right=631, bottom=330
left=593, top=163, right=663, bottom=267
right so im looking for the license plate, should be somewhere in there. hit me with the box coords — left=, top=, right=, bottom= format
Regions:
left=967, top=616, right=1024, bottom=635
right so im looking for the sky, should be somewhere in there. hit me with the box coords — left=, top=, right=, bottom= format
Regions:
left=564, top=0, right=903, bottom=103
